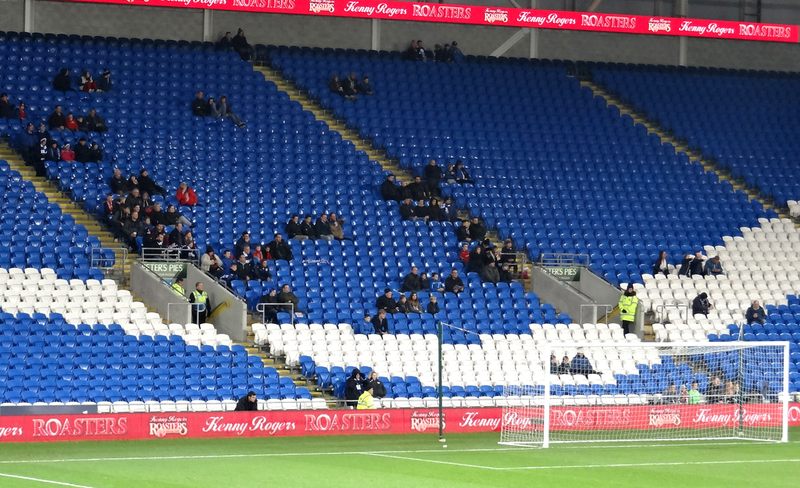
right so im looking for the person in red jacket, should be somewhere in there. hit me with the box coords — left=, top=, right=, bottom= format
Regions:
left=60, top=143, right=75, bottom=161
left=175, top=182, right=198, bottom=206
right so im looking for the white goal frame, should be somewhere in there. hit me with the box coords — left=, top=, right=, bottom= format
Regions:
left=498, top=341, right=790, bottom=448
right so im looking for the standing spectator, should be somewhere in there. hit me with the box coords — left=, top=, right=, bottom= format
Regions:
left=0, top=93, right=16, bottom=118
left=175, top=182, right=198, bottom=206
left=285, top=215, right=303, bottom=239
left=469, top=217, right=486, bottom=241
left=201, top=246, right=224, bottom=277
left=745, top=300, right=767, bottom=325
left=415, top=40, right=427, bottom=61
left=467, top=245, right=484, bottom=274
left=48, top=105, right=66, bottom=130
left=96, top=69, right=113, bottom=92
left=688, top=252, right=705, bottom=277
left=618, top=283, right=639, bottom=335
left=480, top=248, right=501, bottom=284
left=80, top=71, right=97, bottom=92
left=652, top=250, right=670, bottom=277
left=217, top=32, right=233, bottom=50
left=430, top=272, right=445, bottom=293
left=407, top=293, right=422, bottom=314
left=455, top=220, right=471, bottom=242
left=329, top=213, right=346, bottom=241
left=426, top=295, right=440, bottom=314
left=219, top=95, right=246, bottom=128
left=314, top=213, right=334, bottom=240
left=232, top=28, right=253, bottom=60
left=376, top=289, right=398, bottom=314
left=234, top=391, right=258, bottom=411
left=357, top=75, right=373, bottom=95
left=707, top=376, right=724, bottom=403
left=704, top=255, right=724, bottom=276
left=267, top=233, right=293, bottom=261
left=692, top=292, right=712, bottom=316
left=234, top=231, right=251, bottom=258
left=34, top=137, right=47, bottom=176
left=401, top=266, right=422, bottom=292
left=366, top=371, right=386, bottom=398
left=74, top=138, right=92, bottom=162
left=371, top=310, right=389, bottom=335
left=380, top=174, right=401, bottom=201
left=181, top=230, right=198, bottom=261
left=53, top=68, right=71, bottom=92
left=679, top=384, right=689, bottom=404
left=444, top=269, right=464, bottom=294
left=688, top=381, right=702, bottom=404
left=277, top=284, right=299, bottom=314
left=344, top=369, right=365, bottom=408
left=258, top=289, right=280, bottom=323
left=423, top=159, right=442, bottom=192
left=189, top=282, right=211, bottom=324
left=191, top=91, right=208, bottom=116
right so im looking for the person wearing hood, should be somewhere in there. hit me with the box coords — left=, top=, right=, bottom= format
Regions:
left=618, top=283, right=639, bottom=335
left=692, top=292, right=712, bottom=316
left=344, top=369, right=365, bottom=409
left=234, top=391, right=258, bottom=411
left=677, top=254, right=693, bottom=277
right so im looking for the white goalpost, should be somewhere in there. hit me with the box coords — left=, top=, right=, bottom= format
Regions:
left=498, top=341, right=790, bottom=448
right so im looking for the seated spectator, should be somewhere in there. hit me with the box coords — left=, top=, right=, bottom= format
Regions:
left=357, top=75, right=373, bottom=95
left=569, top=351, right=597, bottom=376
left=399, top=198, right=415, bottom=220
left=679, top=384, right=689, bottom=404
left=704, top=255, right=724, bottom=276
left=0, top=93, right=16, bottom=118
left=181, top=232, right=198, bottom=261
left=469, top=217, right=486, bottom=241
left=448, top=160, right=472, bottom=183
left=745, top=300, right=766, bottom=325
left=662, top=384, right=679, bottom=404
left=191, top=91, right=208, bottom=116
left=427, top=198, right=446, bottom=221
left=467, top=245, right=484, bottom=274
left=401, top=266, right=422, bottom=292
left=138, top=168, right=165, bottom=196
left=419, top=272, right=430, bottom=291
left=407, top=176, right=430, bottom=201
left=315, top=213, right=334, bottom=240
left=430, top=272, right=445, bottom=293
left=376, top=289, right=398, bottom=314
left=688, top=251, right=705, bottom=277
left=232, top=28, right=253, bottom=61
left=53, top=68, right=71, bottom=92
left=65, top=113, right=78, bottom=131
left=277, top=284, right=300, bottom=314
left=109, top=168, right=126, bottom=194
left=396, top=294, right=410, bottom=313
left=96, top=69, right=112, bottom=92
left=234, top=231, right=251, bottom=258
left=652, top=250, right=670, bottom=277
left=285, top=215, right=303, bottom=239
left=89, top=142, right=103, bottom=162
left=80, top=71, right=97, bottom=92
left=688, top=381, right=702, bottom=404
left=258, top=289, right=280, bottom=323
left=367, top=371, right=386, bottom=398
left=707, top=376, right=724, bottom=403
left=234, top=391, right=258, bottom=411
left=677, top=254, right=693, bottom=276
left=380, top=174, right=401, bottom=201
left=724, top=380, right=739, bottom=404
left=329, top=74, right=347, bottom=98
left=57, top=142, right=73, bottom=161
left=456, top=221, right=471, bottom=243
left=74, top=138, right=94, bottom=163
left=175, top=182, right=198, bottom=206
left=45, top=141, right=61, bottom=162
left=441, top=197, right=458, bottom=222
left=217, top=31, right=233, bottom=50
left=17, top=101, right=25, bottom=120
left=221, top=250, right=235, bottom=271
left=329, top=213, right=347, bottom=241
left=372, top=309, right=389, bottom=335
left=444, top=269, right=464, bottom=294
left=342, top=73, right=359, bottom=99
left=426, top=295, right=439, bottom=314
left=413, top=199, right=430, bottom=221
left=254, top=259, right=272, bottom=281
left=692, top=292, right=712, bottom=316
left=85, top=109, right=107, bottom=132
left=101, top=194, right=116, bottom=221
left=168, top=222, right=186, bottom=247
left=499, top=239, right=517, bottom=267
left=163, top=204, right=192, bottom=228
left=267, top=233, right=293, bottom=261
left=361, top=314, right=373, bottom=335
left=219, top=95, right=246, bottom=128
left=299, top=215, right=317, bottom=239
left=48, top=105, right=66, bottom=130
left=407, top=293, right=422, bottom=314
left=450, top=41, right=464, bottom=62
left=557, top=355, right=571, bottom=375
left=252, top=244, right=265, bottom=262
left=201, top=246, right=224, bottom=278
left=549, top=354, right=559, bottom=374
left=232, top=256, right=252, bottom=281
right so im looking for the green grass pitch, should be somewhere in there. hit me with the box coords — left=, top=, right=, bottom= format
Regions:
left=1, top=429, right=799, bottom=487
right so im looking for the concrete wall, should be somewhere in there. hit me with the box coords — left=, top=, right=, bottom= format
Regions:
left=0, top=0, right=25, bottom=33
left=130, top=262, right=192, bottom=326
left=186, top=264, right=248, bottom=342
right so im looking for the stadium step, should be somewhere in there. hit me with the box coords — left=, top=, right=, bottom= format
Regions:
left=581, top=80, right=795, bottom=224
left=0, top=142, right=136, bottom=281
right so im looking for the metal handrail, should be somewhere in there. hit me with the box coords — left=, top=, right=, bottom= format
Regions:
left=580, top=304, right=613, bottom=324
left=539, top=252, right=590, bottom=267
left=139, top=247, right=200, bottom=265
left=167, top=302, right=192, bottom=324
left=256, top=302, right=294, bottom=326
left=655, top=302, right=691, bottom=323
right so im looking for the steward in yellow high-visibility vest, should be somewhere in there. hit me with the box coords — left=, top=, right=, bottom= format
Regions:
left=618, top=284, right=639, bottom=336
left=189, top=282, right=210, bottom=324
left=171, top=277, right=185, bottom=297
left=356, top=386, right=375, bottom=410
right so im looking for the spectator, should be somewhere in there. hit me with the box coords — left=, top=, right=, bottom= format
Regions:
left=88, top=142, right=103, bottom=162
left=399, top=198, right=415, bottom=220
left=745, top=300, right=766, bottom=325
left=618, top=283, right=639, bottom=335
left=171, top=277, right=186, bottom=297
left=450, top=41, right=465, bottom=62
left=175, top=182, right=198, bottom=206
left=342, top=73, right=358, bottom=100
left=724, top=380, right=738, bottom=404
left=0, top=93, right=15, bottom=118
left=688, top=381, right=702, bottom=404
left=427, top=198, right=446, bottom=221
left=376, top=289, right=398, bottom=314
left=285, top=215, right=303, bottom=239
left=707, top=376, right=724, bottom=403
left=481, top=247, right=502, bottom=284
left=109, top=168, right=126, bottom=194
left=219, top=95, right=246, bottom=128
left=96, top=69, right=112, bottom=92
left=357, top=75, right=373, bottom=96
left=455, top=220, right=471, bottom=242
left=371, top=309, right=389, bottom=335
left=652, top=250, right=670, bottom=277
left=413, top=199, right=429, bottom=221
left=679, top=384, right=689, bottom=404
left=469, top=217, right=486, bottom=241
left=201, top=246, right=224, bottom=277
left=366, top=371, right=386, bottom=398
left=163, top=204, right=192, bottom=228
left=405, top=40, right=418, bottom=60
left=704, top=255, right=724, bottom=276
left=433, top=44, right=446, bottom=62
left=557, top=355, right=571, bottom=374
left=430, top=272, right=445, bottom=293
left=80, top=71, right=97, bottom=92
left=181, top=232, right=198, bottom=262
left=426, top=295, right=440, bottom=314
left=232, top=257, right=251, bottom=282
left=361, top=314, right=373, bottom=335
left=662, top=384, right=679, bottom=404
left=45, top=141, right=61, bottom=162
left=252, top=244, right=265, bottom=262
left=254, top=259, right=272, bottom=281
left=357, top=385, right=375, bottom=410
left=677, top=254, right=693, bottom=276
left=444, top=269, right=464, bottom=294
left=344, top=369, right=365, bottom=408
left=423, top=159, right=442, bottom=190
left=169, top=222, right=186, bottom=247
left=48, top=105, right=66, bottom=130
left=85, top=108, right=108, bottom=132
left=407, top=176, right=430, bottom=201
left=467, top=245, right=484, bottom=274
left=231, top=28, right=253, bottom=60
left=407, top=293, right=422, bottom=314
left=258, top=289, right=280, bottom=323
left=60, top=143, right=75, bottom=161
left=396, top=294, right=410, bottom=313
left=457, top=243, right=470, bottom=266
left=33, top=137, right=47, bottom=176
left=234, top=231, right=251, bottom=258
left=692, top=292, right=712, bottom=316
left=315, top=213, right=334, bottom=240
left=419, top=272, right=430, bottom=291
left=329, top=213, right=347, bottom=241
left=234, top=391, right=258, bottom=411
left=191, top=91, right=208, bottom=116
left=401, top=266, right=422, bottom=292
left=73, top=138, right=92, bottom=162
left=299, top=215, right=316, bottom=239
left=53, top=68, right=71, bottom=92
left=569, top=351, right=597, bottom=376
left=381, top=174, right=401, bottom=201
left=65, top=113, right=78, bottom=131
left=267, top=233, right=293, bottom=261
left=499, top=239, right=517, bottom=266
left=126, top=187, right=144, bottom=210
left=448, top=160, right=472, bottom=183
left=688, top=251, right=705, bottom=277
left=329, top=74, right=347, bottom=98
left=138, top=168, right=165, bottom=196
left=277, top=284, right=299, bottom=314
left=217, top=31, right=233, bottom=50
left=17, top=101, right=25, bottom=120
left=415, top=40, right=427, bottom=61
left=101, top=194, right=116, bottom=221
left=189, top=281, right=211, bottom=324
left=549, top=354, right=559, bottom=374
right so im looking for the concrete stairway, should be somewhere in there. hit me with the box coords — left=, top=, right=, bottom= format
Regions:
left=0, top=142, right=136, bottom=281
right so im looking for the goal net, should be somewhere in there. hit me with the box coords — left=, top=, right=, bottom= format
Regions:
left=498, top=341, right=789, bottom=448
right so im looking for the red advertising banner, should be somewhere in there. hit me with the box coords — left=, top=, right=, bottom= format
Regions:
left=0, top=403, right=798, bottom=443
left=57, top=0, right=799, bottom=43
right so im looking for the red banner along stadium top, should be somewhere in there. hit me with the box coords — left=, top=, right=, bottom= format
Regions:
left=60, top=0, right=799, bottom=43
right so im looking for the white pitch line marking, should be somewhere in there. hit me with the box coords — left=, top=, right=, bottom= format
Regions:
left=365, top=452, right=495, bottom=470
left=0, top=472, right=96, bottom=488
left=495, top=458, right=800, bottom=471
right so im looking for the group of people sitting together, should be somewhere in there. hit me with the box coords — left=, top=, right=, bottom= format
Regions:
left=381, top=160, right=472, bottom=202
left=53, top=67, right=113, bottom=93
left=652, top=250, right=724, bottom=278
left=549, top=351, right=598, bottom=377
left=458, top=236, right=518, bottom=284
left=47, top=105, right=108, bottom=133
left=201, top=231, right=293, bottom=285
left=16, top=121, right=102, bottom=176
left=216, top=28, right=253, bottom=61
left=285, top=213, right=348, bottom=241
left=191, top=91, right=246, bottom=128
left=344, top=369, right=385, bottom=409
left=329, top=73, right=373, bottom=101
left=660, top=376, right=743, bottom=405
left=405, top=39, right=464, bottom=63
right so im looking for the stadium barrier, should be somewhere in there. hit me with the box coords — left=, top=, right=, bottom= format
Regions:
left=1, top=404, right=798, bottom=443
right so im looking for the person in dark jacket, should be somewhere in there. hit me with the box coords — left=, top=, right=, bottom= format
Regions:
left=413, top=199, right=429, bottom=221
left=444, top=269, right=464, bottom=294
left=45, top=141, right=61, bottom=162
left=258, top=289, right=280, bottom=323
left=267, top=233, right=293, bottom=261
left=138, top=168, right=166, bottom=196
left=96, top=70, right=113, bottom=92
left=652, top=250, right=670, bottom=277
left=371, top=309, right=389, bottom=335
left=53, top=68, right=71, bottom=91
left=277, top=284, right=299, bottom=314
left=448, top=160, right=472, bottom=183
left=234, top=231, right=251, bottom=258
left=467, top=245, right=485, bottom=274
left=677, top=254, right=693, bottom=276
left=109, top=168, right=126, bottom=194
left=455, top=220, right=471, bottom=242
left=406, top=176, right=430, bottom=201
left=74, top=138, right=92, bottom=162
left=315, top=213, right=334, bottom=240
left=570, top=351, right=597, bottom=376
left=357, top=75, right=373, bottom=95
left=704, top=255, right=724, bottom=277
left=401, top=266, right=422, bottom=292
left=692, top=292, right=712, bottom=316
left=557, top=355, right=571, bottom=375
left=426, top=295, right=440, bottom=314
left=427, top=198, right=446, bottom=221
left=88, top=142, right=103, bottom=162
left=298, top=215, right=316, bottom=239
left=399, top=198, right=415, bottom=220
left=688, top=252, right=705, bottom=277
left=423, top=159, right=442, bottom=194
left=285, top=215, right=303, bottom=239
left=344, top=369, right=365, bottom=408
left=48, top=105, right=66, bottom=130
left=367, top=371, right=386, bottom=398
left=191, top=91, right=208, bottom=116
left=254, top=259, right=272, bottom=282
left=0, top=93, right=16, bottom=118
left=380, top=174, right=401, bottom=201
left=342, top=73, right=358, bottom=99
left=234, top=391, right=258, bottom=411
left=217, top=31, right=233, bottom=50
left=231, top=28, right=253, bottom=60
left=745, top=300, right=766, bottom=325
left=469, top=217, right=486, bottom=241
left=375, top=289, right=398, bottom=314
left=85, top=109, right=107, bottom=132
